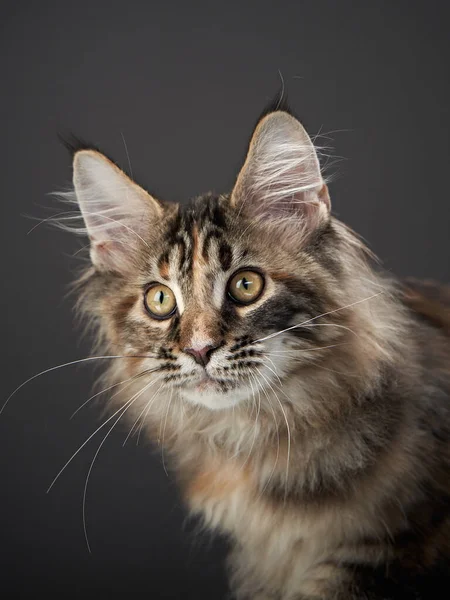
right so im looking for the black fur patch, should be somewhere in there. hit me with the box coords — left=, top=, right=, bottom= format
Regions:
left=218, top=241, right=232, bottom=271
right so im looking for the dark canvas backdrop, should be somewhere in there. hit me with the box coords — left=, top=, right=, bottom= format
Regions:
left=1, top=1, right=449, bottom=598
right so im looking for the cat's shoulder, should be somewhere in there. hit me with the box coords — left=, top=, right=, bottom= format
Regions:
left=400, top=277, right=450, bottom=335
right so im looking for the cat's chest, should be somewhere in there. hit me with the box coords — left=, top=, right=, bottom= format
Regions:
left=185, top=459, right=254, bottom=532
left=183, top=456, right=344, bottom=550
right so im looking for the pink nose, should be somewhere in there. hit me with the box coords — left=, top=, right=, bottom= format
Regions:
left=183, top=343, right=220, bottom=367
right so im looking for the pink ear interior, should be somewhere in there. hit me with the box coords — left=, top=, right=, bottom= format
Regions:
left=232, top=111, right=330, bottom=233
left=73, top=150, right=162, bottom=272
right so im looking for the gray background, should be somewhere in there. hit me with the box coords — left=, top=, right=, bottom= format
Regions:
left=1, top=1, right=449, bottom=598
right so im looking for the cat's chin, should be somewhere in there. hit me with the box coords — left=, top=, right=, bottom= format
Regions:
left=180, top=379, right=249, bottom=411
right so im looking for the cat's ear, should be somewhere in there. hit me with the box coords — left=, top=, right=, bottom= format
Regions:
left=231, top=111, right=330, bottom=236
left=72, top=150, right=163, bottom=272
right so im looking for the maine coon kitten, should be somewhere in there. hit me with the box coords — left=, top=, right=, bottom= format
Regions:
left=62, top=103, right=449, bottom=599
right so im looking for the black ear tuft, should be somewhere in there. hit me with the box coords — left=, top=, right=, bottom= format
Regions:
left=57, top=132, right=129, bottom=178
left=255, top=88, right=310, bottom=133
left=258, top=88, right=293, bottom=121
left=57, top=132, right=103, bottom=157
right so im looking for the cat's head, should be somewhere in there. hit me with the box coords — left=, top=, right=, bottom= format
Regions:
left=68, top=110, right=356, bottom=411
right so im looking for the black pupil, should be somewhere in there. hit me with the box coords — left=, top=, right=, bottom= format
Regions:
left=242, top=277, right=250, bottom=290
left=158, top=291, right=165, bottom=304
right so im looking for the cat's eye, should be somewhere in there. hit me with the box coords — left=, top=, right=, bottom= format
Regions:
left=227, top=270, right=264, bottom=305
left=144, top=284, right=177, bottom=319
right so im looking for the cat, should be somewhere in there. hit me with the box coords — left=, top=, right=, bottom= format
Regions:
left=61, top=99, right=450, bottom=599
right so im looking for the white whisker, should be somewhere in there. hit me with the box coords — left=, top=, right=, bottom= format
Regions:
left=1, top=355, right=152, bottom=417
left=122, top=378, right=165, bottom=446
left=46, top=372, right=158, bottom=494
left=47, top=398, right=134, bottom=493
left=267, top=343, right=348, bottom=354
left=238, top=372, right=262, bottom=470
left=82, top=377, right=157, bottom=552
left=71, top=374, right=141, bottom=419
left=230, top=372, right=258, bottom=463
left=259, top=358, right=284, bottom=387
left=252, top=372, right=280, bottom=501
left=302, top=322, right=362, bottom=339
left=161, top=386, right=175, bottom=476
left=256, top=367, right=291, bottom=503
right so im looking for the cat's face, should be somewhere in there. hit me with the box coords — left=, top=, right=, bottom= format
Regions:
left=101, top=194, right=339, bottom=410
left=71, top=111, right=337, bottom=410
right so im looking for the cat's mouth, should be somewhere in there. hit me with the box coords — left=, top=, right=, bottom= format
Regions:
left=180, top=371, right=249, bottom=409
left=193, top=374, right=222, bottom=393
left=181, top=371, right=238, bottom=395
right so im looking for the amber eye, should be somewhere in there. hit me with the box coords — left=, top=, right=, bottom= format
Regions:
left=144, top=284, right=177, bottom=319
left=228, top=270, right=264, bottom=305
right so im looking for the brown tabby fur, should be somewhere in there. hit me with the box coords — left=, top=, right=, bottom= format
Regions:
left=65, top=106, right=449, bottom=599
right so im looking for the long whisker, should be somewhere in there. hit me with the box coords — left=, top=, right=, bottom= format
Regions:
left=71, top=373, right=144, bottom=419
left=246, top=369, right=258, bottom=421
left=82, top=412, right=126, bottom=553
left=2, top=355, right=157, bottom=416
left=238, top=372, right=262, bottom=470
left=230, top=372, right=258, bottom=461
left=252, top=292, right=383, bottom=344
left=136, top=397, right=154, bottom=445
left=161, top=386, right=175, bottom=476
left=46, top=377, right=156, bottom=494
left=123, top=379, right=165, bottom=446
left=256, top=365, right=293, bottom=407
left=267, top=343, right=349, bottom=354
left=252, top=371, right=280, bottom=501
left=262, top=354, right=281, bottom=375
left=259, top=359, right=284, bottom=387
left=302, top=322, right=362, bottom=339
left=256, top=367, right=291, bottom=503
left=82, top=377, right=157, bottom=552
